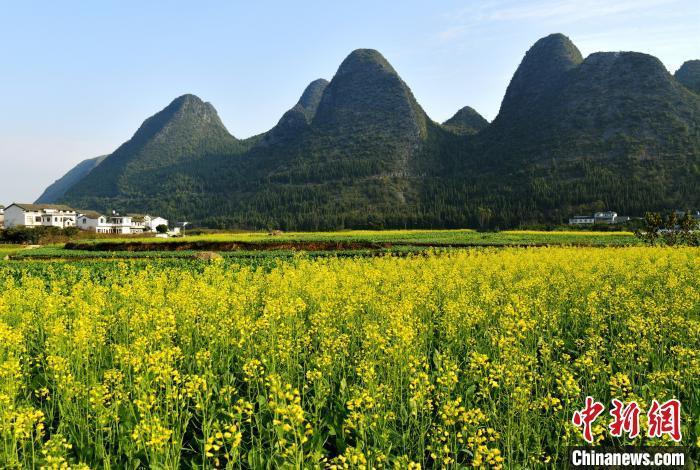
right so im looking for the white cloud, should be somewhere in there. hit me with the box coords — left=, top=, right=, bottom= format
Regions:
left=439, top=0, right=683, bottom=41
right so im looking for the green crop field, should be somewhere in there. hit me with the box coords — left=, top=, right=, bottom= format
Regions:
left=4, top=229, right=641, bottom=262
left=0, top=244, right=23, bottom=258
left=67, top=229, right=638, bottom=247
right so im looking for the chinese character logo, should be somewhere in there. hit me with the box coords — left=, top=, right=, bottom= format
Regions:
left=573, top=397, right=682, bottom=443
left=572, top=396, right=605, bottom=443
left=609, top=398, right=640, bottom=439
left=647, top=399, right=682, bottom=442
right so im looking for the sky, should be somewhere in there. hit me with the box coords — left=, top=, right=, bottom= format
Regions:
left=1, top=0, right=698, bottom=204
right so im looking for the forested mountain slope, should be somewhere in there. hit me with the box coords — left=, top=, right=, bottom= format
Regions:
left=50, top=34, right=700, bottom=229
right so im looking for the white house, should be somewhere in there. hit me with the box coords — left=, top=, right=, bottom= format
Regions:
left=3, top=203, right=77, bottom=229
left=108, top=214, right=132, bottom=234
left=594, top=211, right=618, bottom=224
left=128, top=214, right=169, bottom=233
left=76, top=211, right=133, bottom=234
left=569, top=215, right=595, bottom=225
left=75, top=211, right=169, bottom=234
left=129, top=215, right=147, bottom=233
left=76, top=211, right=112, bottom=233
left=147, top=216, right=169, bottom=232
left=2, top=203, right=171, bottom=234
left=569, top=211, right=631, bottom=225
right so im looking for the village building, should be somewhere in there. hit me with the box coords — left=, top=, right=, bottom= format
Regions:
left=568, top=215, right=595, bottom=225
left=0, top=206, right=4, bottom=226
left=76, top=211, right=108, bottom=232
left=76, top=211, right=169, bottom=234
left=3, top=203, right=170, bottom=234
left=674, top=210, right=700, bottom=220
left=75, top=211, right=131, bottom=234
left=2, top=203, right=77, bottom=229
left=128, top=214, right=169, bottom=233
left=593, top=211, right=618, bottom=224
left=569, top=211, right=631, bottom=225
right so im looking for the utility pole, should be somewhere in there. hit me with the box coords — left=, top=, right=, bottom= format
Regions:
left=179, top=221, right=189, bottom=237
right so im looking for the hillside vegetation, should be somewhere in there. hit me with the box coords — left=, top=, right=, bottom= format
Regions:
left=39, top=34, right=700, bottom=229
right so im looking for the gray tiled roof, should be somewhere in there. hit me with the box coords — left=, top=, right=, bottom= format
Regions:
left=9, top=203, right=75, bottom=211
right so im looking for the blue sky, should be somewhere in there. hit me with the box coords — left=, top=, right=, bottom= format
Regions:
left=1, top=0, right=698, bottom=203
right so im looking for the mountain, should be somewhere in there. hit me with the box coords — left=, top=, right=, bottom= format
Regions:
left=259, top=79, right=329, bottom=145
left=48, top=35, right=700, bottom=229
left=308, top=48, right=432, bottom=177
left=62, top=94, right=251, bottom=215
left=35, top=155, right=107, bottom=203
left=675, top=60, right=700, bottom=94
left=297, top=78, right=329, bottom=120
left=442, top=107, right=489, bottom=135
left=466, top=34, right=700, bottom=224
left=495, top=33, right=583, bottom=126
left=201, top=49, right=444, bottom=228
left=483, top=41, right=699, bottom=162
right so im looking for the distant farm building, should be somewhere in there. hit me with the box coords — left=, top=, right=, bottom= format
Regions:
left=76, top=211, right=169, bottom=234
left=2, top=203, right=77, bottom=228
left=568, top=211, right=630, bottom=225
left=568, top=215, right=595, bottom=225
left=3, top=203, right=169, bottom=234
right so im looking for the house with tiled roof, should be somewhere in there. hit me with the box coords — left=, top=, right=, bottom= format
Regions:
left=75, top=211, right=132, bottom=234
left=3, top=203, right=77, bottom=228
left=128, top=214, right=169, bottom=233
left=76, top=211, right=169, bottom=234
left=3, top=203, right=170, bottom=234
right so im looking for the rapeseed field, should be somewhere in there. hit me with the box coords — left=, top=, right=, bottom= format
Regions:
left=0, top=247, right=697, bottom=468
